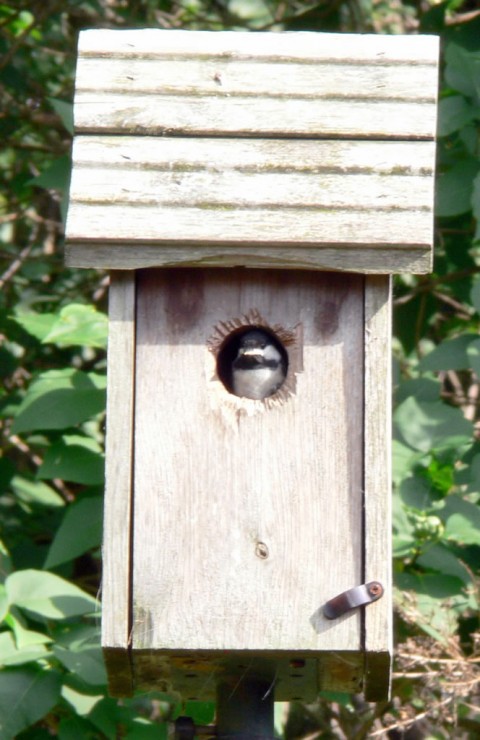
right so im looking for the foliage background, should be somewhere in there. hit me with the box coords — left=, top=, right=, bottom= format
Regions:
left=1, top=0, right=480, bottom=737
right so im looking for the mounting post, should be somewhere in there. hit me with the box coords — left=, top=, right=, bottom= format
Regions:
left=216, top=675, right=275, bottom=740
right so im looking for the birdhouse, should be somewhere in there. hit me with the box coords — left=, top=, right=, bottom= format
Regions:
left=66, top=29, right=439, bottom=703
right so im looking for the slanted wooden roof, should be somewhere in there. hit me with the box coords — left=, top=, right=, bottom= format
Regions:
left=65, top=29, right=439, bottom=273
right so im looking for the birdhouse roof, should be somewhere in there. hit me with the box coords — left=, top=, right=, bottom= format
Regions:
left=65, top=29, right=439, bottom=274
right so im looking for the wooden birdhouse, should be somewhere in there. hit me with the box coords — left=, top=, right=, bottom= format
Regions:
left=66, top=29, right=439, bottom=703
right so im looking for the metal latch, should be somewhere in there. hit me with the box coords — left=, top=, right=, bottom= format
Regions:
left=323, top=581, right=384, bottom=619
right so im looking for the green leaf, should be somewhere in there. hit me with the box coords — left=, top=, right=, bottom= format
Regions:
left=419, top=335, right=477, bottom=372
left=438, top=95, right=476, bottom=137
left=444, top=43, right=480, bottom=102
left=0, top=538, right=12, bottom=584
left=53, top=643, right=107, bottom=686
left=38, top=436, right=104, bottom=485
left=13, top=312, right=57, bottom=342
left=0, top=666, right=61, bottom=740
left=61, top=685, right=103, bottom=717
left=435, top=158, right=479, bottom=217
left=472, top=172, right=480, bottom=243
left=417, top=543, right=474, bottom=585
left=54, top=624, right=107, bottom=696
left=395, top=572, right=474, bottom=639
left=12, top=369, right=106, bottom=434
left=125, top=720, right=168, bottom=739
left=398, top=476, right=432, bottom=510
left=466, top=338, right=480, bottom=377
left=394, top=397, right=473, bottom=455
left=10, top=476, right=65, bottom=507
left=470, top=274, right=480, bottom=314
left=392, top=439, right=426, bottom=486
left=0, top=585, right=8, bottom=623
left=58, top=715, right=100, bottom=740
left=228, top=0, right=273, bottom=23
left=392, top=491, right=417, bottom=557
left=88, top=697, right=122, bottom=737
left=440, top=495, right=480, bottom=545
left=48, top=97, right=74, bottom=135
left=30, top=155, right=71, bottom=193
left=0, top=458, right=15, bottom=495
left=455, top=453, right=480, bottom=495
left=395, top=377, right=441, bottom=405
left=45, top=497, right=103, bottom=569
left=5, top=569, right=98, bottom=620
left=43, top=304, right=108, bottom=349
left=5, top=609, right=53, bottom=649
left=0, top=630, right=50, bottom=666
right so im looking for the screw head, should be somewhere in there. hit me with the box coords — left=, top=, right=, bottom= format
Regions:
left=367, top=582, right=383, bottom=597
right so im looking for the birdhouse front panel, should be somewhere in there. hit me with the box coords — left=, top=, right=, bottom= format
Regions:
left=100, top=269, right=392, bottom=701
left=134, top=268, right=363, bottom=647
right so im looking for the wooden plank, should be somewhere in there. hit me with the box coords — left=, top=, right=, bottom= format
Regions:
left=69, top=139, right=434, bottom=211
left=66, top=202, right=432, bottom=247
left=74, top=30, right=438, bottom=139
left=132, top=269, right=364, bottom=657
left=64, top=136, right=435, bottom=272
left=363, top=275, right=393, bottom=701
left=102, top=271, right=136, bottom=697
left=74, top=93, right=436, bottom=140
left=69, top=135, right=436, bottom=176
left=66, top=242, right=431, bottom=275
left=76, top=56, right=437, bottom=100
left=78, top=28, right=439, bottom=64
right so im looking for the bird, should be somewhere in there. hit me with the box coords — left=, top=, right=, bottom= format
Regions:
left=231, top=329, right=287, bottom=400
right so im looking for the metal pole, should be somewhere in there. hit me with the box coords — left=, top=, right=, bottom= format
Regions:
left=216, top=674, right=275, bottom=740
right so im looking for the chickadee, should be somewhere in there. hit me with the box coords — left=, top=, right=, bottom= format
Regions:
left=232, top=329, right=287, bottom=400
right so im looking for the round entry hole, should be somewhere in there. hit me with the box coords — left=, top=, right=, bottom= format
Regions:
left=217, top=325, right=288, bottom=400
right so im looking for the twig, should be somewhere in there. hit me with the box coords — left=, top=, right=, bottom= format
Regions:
left=368, top=697, right=453, bottom=737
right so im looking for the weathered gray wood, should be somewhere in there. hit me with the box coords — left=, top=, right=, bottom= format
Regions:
left=363, top=275, right=393, bottom=701
left=102, top=271, right=136, bottom=697
left=131, top=270, right=364, bottom=690
left=69, top=135, right=435, bottom=177
left=67, top=243, right=431, bottom=274
left=69, top=137, right=434, bottom=210
left=67, top=132, right=435, bottom=272
left=65, top=135, right=435, bottom=274
left=74, top=30, right=438, bottom=139
left=66, top=29, right=438, bottom=273
left=78, top=27, right=439, bottom=63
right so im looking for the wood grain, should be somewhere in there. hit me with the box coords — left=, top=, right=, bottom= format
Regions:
left=67, top=243, right=431, bottom=274
left=102, top=271, right=136, bottom=696
left=74, top=30, right=438, bottom=139
left=78, top=28, right=439, bottom=63
left=65, top=136, right=435, bottom=273
left=132, top=269, right=364, bottom=659
left=66, top=29, right=438, bottom=273
left=363, top=275, right=392, bottom=701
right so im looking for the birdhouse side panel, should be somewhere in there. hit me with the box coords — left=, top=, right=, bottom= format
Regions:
left=102, top=272, right=136, bottom=696
left=364, top=275, right=393, bottom=701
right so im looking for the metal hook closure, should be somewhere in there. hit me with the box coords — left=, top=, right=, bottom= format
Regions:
left=323, top=581, right=384, bottom=620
